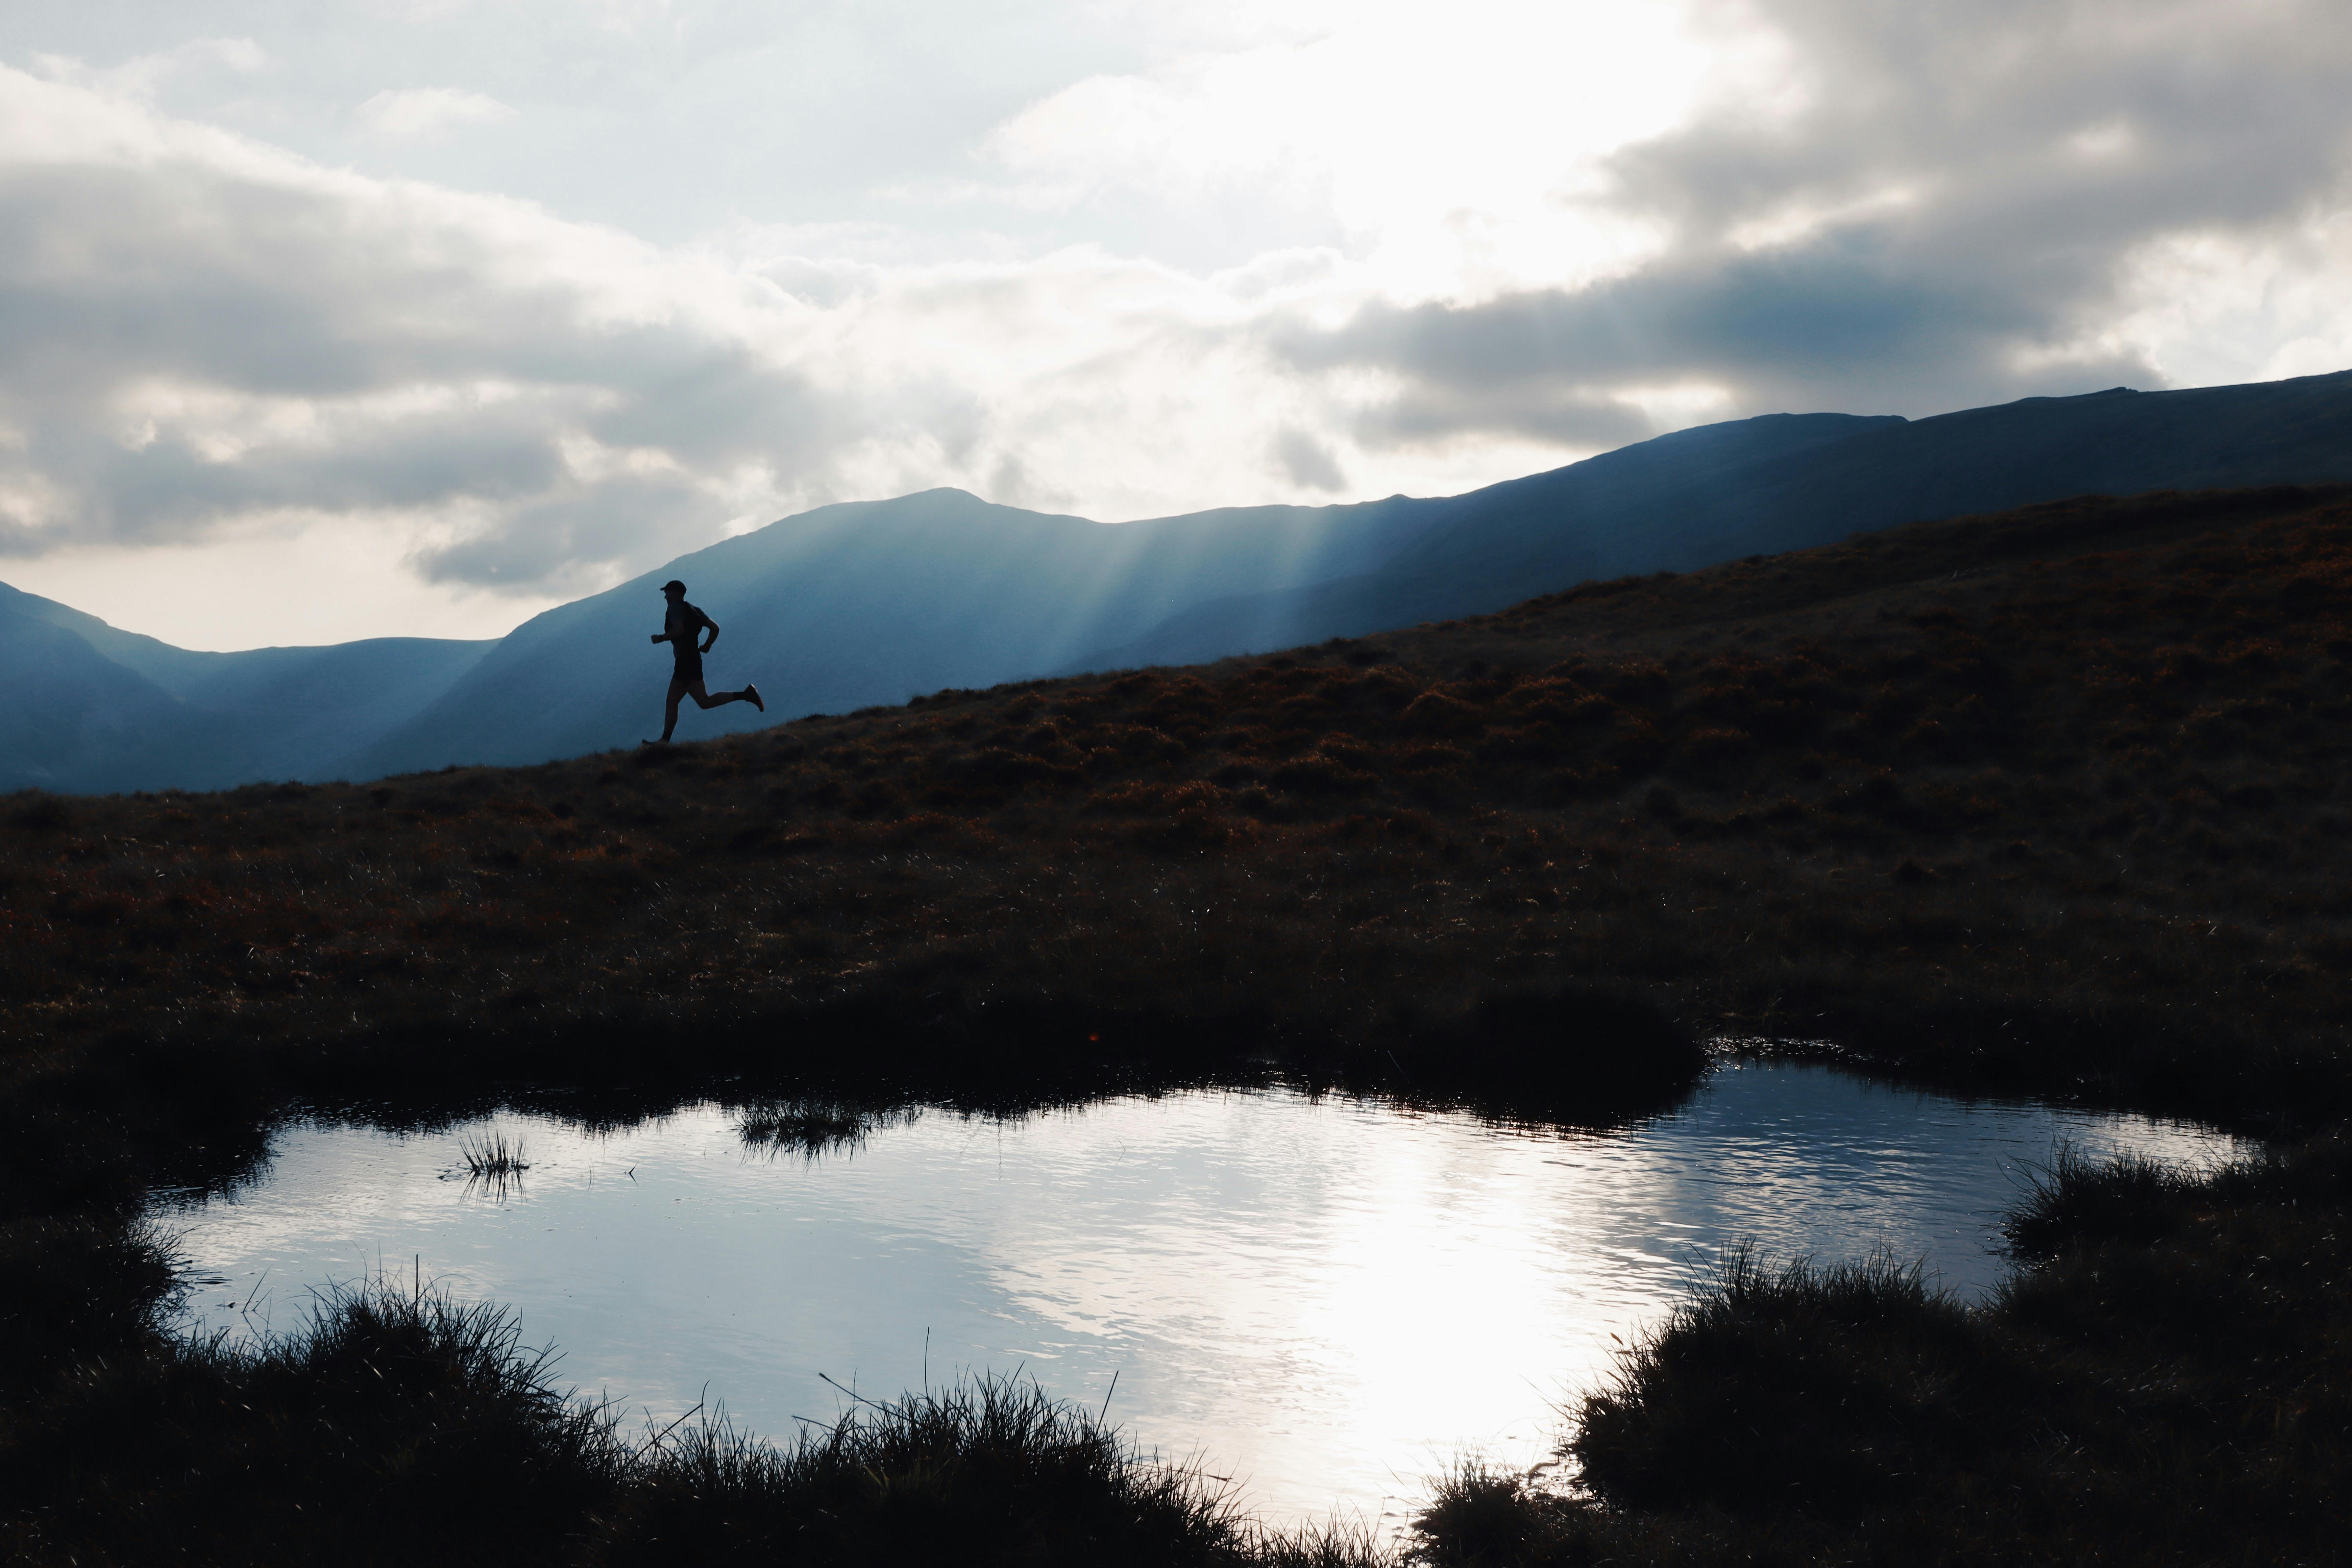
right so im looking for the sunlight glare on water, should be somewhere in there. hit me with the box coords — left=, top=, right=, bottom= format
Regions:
left=158, top=1063, right=2238, bottom=1530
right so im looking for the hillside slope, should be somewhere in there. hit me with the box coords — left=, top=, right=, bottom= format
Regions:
left=10, top=483, right=2351, bottom=1163
left=11, top=369, right=2351, bottom=792
left=1084, top=369, right=2352, bottom=667
left=340, top=485, right=1459, bottom=776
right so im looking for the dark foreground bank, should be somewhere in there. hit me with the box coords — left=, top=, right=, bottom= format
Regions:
left=0, top=1219, right=1374, bottom=1567
left=5, top=1135, right=2344, bottom=1566
left=1416, top=1134, right=2352, bottom=1567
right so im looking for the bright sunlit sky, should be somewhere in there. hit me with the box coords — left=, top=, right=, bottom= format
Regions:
left=4, top=0, right=2350, bottom=648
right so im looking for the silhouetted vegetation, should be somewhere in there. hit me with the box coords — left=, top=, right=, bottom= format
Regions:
left=0, top=1241, right=1380, bottom=1568
left=1410, top=1136, right=2352, bottom=1566
left=600, top=1373, right=1379, bottom=1568
left=731, top=1096, right=915, bottom=1159
left=8, top=483, right=2352, bottom=1561
left=458, top=1130, right=531, bottom=1177
left=2, top=1243, right=625, bottom=1565
left=15, top=1140, right=2337, bottom=1565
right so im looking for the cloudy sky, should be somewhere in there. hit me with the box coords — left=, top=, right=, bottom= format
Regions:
left=3, top=0, right=2349, bottom=648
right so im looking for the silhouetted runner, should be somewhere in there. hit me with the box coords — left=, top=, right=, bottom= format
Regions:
left=647, top=579, right=762, bottom=743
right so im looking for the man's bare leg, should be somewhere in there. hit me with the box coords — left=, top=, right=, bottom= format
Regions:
left=660, top=677, right=762, bottom=741
left=659, top=676, right=693, bottom=742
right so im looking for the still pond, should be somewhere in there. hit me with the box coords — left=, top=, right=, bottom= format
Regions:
left=157, top=1061, right=2237, bottom=1529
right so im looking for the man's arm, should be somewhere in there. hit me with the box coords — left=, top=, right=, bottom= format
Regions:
left=699, top=609, right=720, bottom=653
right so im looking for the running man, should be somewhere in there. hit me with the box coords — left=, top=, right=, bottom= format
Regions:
left=647, top=579, right=762, bottom=743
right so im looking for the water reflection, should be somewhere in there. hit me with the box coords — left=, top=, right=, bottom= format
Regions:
left=732, top=1098, right=921, bottom=1161
left=157, top=1063, right=2237, bottom=1529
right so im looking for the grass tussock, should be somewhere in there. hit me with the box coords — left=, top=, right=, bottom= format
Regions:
left=1406, top=1459, right=1581, bottom=1567
left=0, top=1249, right=1383, bottom=1568
left=458, top=1130, right=531, bottom=1177
left=2, top=1267, right=628, bottom=1566
left=597, top=1374, right=1378, bottom=1568
left=1405, top=1137, right=2352, bottom=1566
left=731, top=1096, right=915, bottom=1158
left=1573, top=1247, right=1987, bottom=1516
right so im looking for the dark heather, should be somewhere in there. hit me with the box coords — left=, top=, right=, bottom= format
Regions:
left=664, top=601, right=717, bottom=681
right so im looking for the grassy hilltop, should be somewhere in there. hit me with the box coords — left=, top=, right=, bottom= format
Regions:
left=6, top=483, right=2352, bottom=1563
left=10, top=482, right=2352, bottom=1180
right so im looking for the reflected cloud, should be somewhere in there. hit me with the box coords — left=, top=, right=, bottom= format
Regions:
left=159, top=1066, right=2238, bottom=1524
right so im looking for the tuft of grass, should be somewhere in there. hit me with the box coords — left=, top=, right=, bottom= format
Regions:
left=1406, top=1459, right=1587, bottom=1567
left=458, top=1130, right=532, bottom=1177
left=0, top=1215, right=182, bottom=1386
left=596, top=1374, right=1278, bottom=1566
left=1477, top=1136, right=2352, bottom=1564
left=455, top=1129, right=532, bottom=1200
left=0, top=1266, right=1388, bottom=1568
left=0, top=1274, right=629, bottom=1565
left=1571, top=1246, right=1989, bottom=1516
left=1998, top=1143, right=2207, bottom=1261
left=731, top=1097, right=914, bottom=1159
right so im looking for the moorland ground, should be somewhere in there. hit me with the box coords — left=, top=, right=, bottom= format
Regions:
left=6, top=484, right=2351, bottom=1563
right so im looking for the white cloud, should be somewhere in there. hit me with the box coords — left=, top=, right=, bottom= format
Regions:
left=2, top=0, right=2350, bottom=650
left=979, top=0, right=1709, bottom=300
left=30, top=35, right=268, bottom=101
left=356, top=86, right=518, bottom=139
left=0, top=62, right=1548, bottom=645
left=1270, top=0, right=2352, bottom=434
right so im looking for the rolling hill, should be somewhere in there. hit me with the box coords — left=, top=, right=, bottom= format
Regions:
left=8, top=368, right=2350, bottom=792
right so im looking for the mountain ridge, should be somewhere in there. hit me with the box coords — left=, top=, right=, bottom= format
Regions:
left=8, top=368, right=2350, bottom=794
left=1076, top=371, right=2352, bottom=668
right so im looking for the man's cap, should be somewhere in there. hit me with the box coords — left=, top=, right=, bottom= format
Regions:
left=661, top=579, right=687, bottom=593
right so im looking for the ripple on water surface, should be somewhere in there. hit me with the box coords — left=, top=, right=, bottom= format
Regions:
left=157, top=1062, right=2239, bottom=1530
